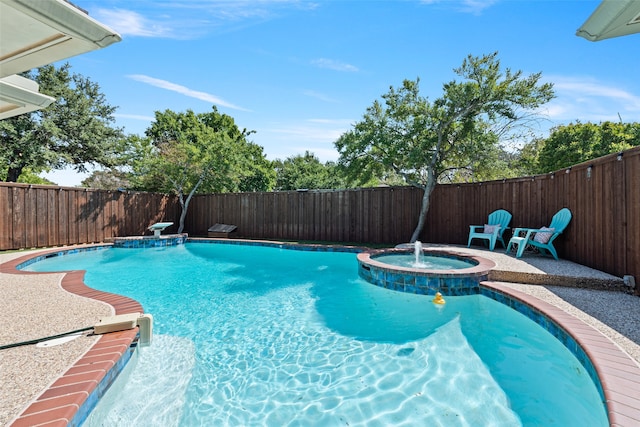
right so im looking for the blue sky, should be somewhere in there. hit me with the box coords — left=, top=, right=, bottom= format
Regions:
left=44, top=0, right=640, bottom=186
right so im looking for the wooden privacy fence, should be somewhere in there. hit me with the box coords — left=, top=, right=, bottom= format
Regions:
left=0, top=185, right=180, bottom=249
left=188, top=187, right=423, bottom=244
left=188, top=146, right=639, bottom=284
left=0, top=146, right=638, bottom=285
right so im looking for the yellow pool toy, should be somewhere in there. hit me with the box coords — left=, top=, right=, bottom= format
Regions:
left=432, top=292, right=446, bottom=305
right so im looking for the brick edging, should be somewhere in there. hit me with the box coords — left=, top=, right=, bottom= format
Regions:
left=2, top=246, right=142, bottom=427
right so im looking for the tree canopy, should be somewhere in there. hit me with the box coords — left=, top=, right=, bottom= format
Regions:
left=335, top=52, right=555, bottom=242
left=274, top=151, right=346, bottom=190
left=528, top=121, right=640, bottom=173
left=131, top=107, right=274, bottom=232
left=80, top=169, right=131, bottom=190
left=0, top=63, right=124, bottom=182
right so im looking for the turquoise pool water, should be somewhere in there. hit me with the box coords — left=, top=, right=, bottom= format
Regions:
left=373, top=253, right=475, bottom=269
left=25, top=243, right=608, bottom=426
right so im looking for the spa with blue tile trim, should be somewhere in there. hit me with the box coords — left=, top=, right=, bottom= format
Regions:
left=357, top=247, right=496, bottom=295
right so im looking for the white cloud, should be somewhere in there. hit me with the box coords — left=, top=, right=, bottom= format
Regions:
left=259, top=118, right=351, bottom=160
left=302, top=90, right=339, bottom=103
left=311, top=58, right=359, bottom=72
left=459, top=0, right=499, bottom=14
left=420, top=0, right=498, bottom=14
left=543, top=76, right=640, bottom=124
left=307, top=118, right=354, bottom=125
left=266, top=125, right=345, bottom=142
left=127, top=75, right=250, bottom=111
left=553, top=78, right=640, bottom=107
left=93, top=2, right=319, bottom=39
left=95, top=9, right=173, bottom=37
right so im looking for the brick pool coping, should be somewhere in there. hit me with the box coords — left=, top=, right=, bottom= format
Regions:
left=2, top=242, right=639, bottom=426
left=1, top=245, right=142, bottom=427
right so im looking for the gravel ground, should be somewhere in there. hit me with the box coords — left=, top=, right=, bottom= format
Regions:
left=0, top=250, right=112, bottom=426
left=0, top=245, right=638, bottom=425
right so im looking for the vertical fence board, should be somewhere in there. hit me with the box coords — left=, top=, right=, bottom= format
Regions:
left=58, top=190, right=68, bottom=246
left=23, top=188, right=36, bottom=247
left=11, top=187, right=23, bottom=248
left=626, top=151, right=640, bottom=282
left=0, top=187, right=10, bottom=249
left=613, top=158, right=628, bottom=276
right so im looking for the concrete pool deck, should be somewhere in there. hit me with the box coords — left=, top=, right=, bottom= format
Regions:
left=1, top=242, right=639, bottom=426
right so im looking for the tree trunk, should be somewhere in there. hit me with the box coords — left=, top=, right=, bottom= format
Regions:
left=6, top=166, right=23, bottom=182
left=176, top=192, right=186, bottom=234
left=177, top=177, right=203, bottom=234
left=178, top=200, right=188, bottom=234
left=409, top=178, right=437, bottom=243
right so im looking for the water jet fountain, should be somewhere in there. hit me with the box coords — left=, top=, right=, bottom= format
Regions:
left=357, top=242, right=495, bottom=296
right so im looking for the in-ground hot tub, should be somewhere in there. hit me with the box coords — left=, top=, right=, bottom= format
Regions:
left=357, top=242, right=496, bottom=296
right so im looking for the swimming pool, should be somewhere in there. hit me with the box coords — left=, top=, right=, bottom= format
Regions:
left=24, top=242, right=608, bottom=426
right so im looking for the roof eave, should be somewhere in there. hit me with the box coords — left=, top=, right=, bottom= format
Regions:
left=576, top=0, right=640, bottom=41
left=0, top=0, right=122, bottom=78
left=0, top=75, right=56, bottom=120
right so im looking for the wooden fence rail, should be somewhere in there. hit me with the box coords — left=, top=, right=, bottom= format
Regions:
left=1, top=146, right=638, bottom=287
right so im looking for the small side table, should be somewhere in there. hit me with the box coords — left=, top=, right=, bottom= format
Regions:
left=506, top=236, right=527, bottom=257
left=506, top=228, right=531, bottom=258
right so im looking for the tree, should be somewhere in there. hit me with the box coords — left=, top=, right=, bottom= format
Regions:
left=17, top=169, right=56, bottom=185
left=237, top=142, right=276, bottom=192
left=441, top=144, right=525, bottom=183
left=533, top=121, right=640, bottom=173
left=335, top=52, right=554, bottom=242
left=131, top=108, right=274, bottom=233
left=274, top=151, right=346, bottom=190
left=80, top=169, right=131, bottom=190
left=512, top=136, right=546, bottom=176
left=0, top=63, right=124, bottom=182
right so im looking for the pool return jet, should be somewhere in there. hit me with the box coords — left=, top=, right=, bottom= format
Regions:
left=94, top=313, right=154, bottom=346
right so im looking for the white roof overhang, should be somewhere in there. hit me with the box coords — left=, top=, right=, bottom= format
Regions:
left=0, top=0, right=121, bottom=119
left=0, top=74, right=56, bottom=119
left=577, top=0, right=640, bottom=41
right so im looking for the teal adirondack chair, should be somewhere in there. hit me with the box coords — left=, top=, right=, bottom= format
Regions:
left=506, top=208, right=572, bottom=260
left=467, top=209, right=512, bottom=251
